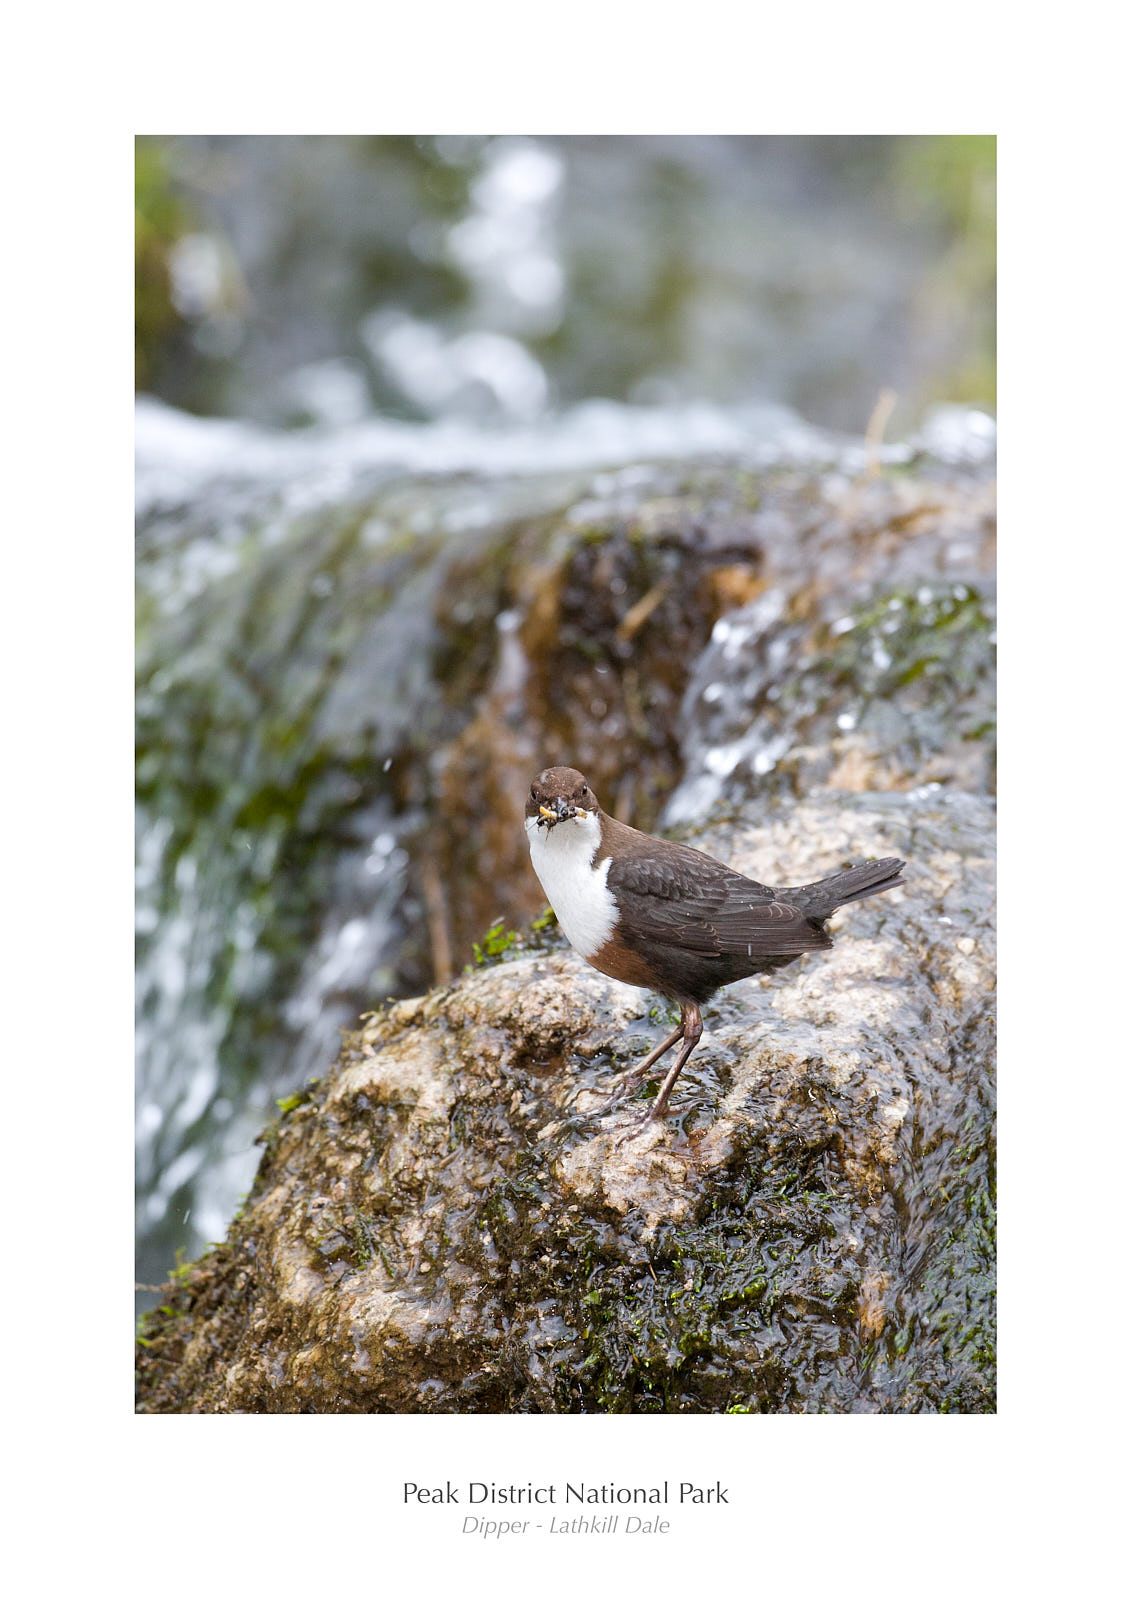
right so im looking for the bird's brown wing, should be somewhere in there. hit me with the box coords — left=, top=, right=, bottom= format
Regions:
left=606, top=852, right=831, bottom=960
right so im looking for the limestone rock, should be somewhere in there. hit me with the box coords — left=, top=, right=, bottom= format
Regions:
left=137, top=785, right=994, bottom=1414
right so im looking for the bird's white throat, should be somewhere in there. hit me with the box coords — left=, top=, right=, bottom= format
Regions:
left=524, top=812, right=618, bottom=960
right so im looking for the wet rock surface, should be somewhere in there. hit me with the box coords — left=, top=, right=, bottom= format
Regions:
left=136, top=409, right=995, bottom=1399
left=136, top=782, right=994, bottom=1414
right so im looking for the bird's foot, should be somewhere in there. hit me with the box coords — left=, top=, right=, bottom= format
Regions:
left=565, top=1016, right=693, bottom=1132
left=586, top=1021, right=686, bottom=1119
left=611, top=1103, right=665, bottom=1149
left=563, top=1065, right=648, bottom=1125
left=561, top=1088, right=636, bottom=1128
left=595, top=1069, right=647, bottom=1114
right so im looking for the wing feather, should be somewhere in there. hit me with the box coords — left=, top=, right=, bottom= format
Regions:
left=606, top=850, right=831, bottom=961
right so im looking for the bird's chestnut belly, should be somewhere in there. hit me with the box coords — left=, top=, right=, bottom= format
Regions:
left=584, top=932, right=659, bottom=990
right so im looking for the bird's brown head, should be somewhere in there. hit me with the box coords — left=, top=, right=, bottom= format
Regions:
left=525, top=766, right=601, bottom=830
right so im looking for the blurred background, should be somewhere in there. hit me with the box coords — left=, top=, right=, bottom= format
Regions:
left=136, top=135, right=995, bottom=1300
left=138, top=135, right=994, bottom=432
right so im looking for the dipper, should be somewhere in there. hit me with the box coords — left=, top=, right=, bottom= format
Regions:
left=524, top=766, right=905, bottom=1135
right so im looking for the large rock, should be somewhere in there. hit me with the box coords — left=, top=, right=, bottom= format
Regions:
left=136, top=783, right=994, bottom=1414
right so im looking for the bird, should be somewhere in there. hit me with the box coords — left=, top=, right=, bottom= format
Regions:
left=523, top=765, right=905, bottom=1137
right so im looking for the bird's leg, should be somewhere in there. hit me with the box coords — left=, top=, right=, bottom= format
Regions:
left=594, top=1018, right=686, bottom=1114
left=564, top=1018, right=685, bottom=1125
left=615, top=1003, right=703, bottom=1144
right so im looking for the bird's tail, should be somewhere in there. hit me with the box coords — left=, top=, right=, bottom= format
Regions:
left=779, top=857, right=905, bottom=921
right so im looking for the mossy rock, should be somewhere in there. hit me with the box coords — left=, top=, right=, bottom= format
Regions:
left=136, top=786, right=994, bottom=1414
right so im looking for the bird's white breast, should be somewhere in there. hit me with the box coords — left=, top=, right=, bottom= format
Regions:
left=524, top=813, right=618, bottom=960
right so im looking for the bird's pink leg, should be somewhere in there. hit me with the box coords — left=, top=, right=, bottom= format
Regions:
left=616, top=1003, right=703, bottom=1143
left=600, top=1019, right=686, bottom=1102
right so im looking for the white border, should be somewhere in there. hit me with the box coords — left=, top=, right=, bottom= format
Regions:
left=8, top=1, right=1124, bottom=1589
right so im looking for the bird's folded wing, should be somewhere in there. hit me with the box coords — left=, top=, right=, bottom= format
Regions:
left=606, top=853, right=831, bottom=958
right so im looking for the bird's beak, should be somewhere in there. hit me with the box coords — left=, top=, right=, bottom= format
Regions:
left=538, top=796, right=581, bottom=827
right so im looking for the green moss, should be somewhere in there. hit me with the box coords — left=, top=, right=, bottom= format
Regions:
left=471, top=918, right=519, bottom=965
left=743, top=578, right=998, bottom=800
left=136, top=1249, right=203, bottom=1348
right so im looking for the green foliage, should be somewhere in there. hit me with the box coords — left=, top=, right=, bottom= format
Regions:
left=169, top=1253, right=194, bottom=1284
left=471, top=918, right=519, bottom=966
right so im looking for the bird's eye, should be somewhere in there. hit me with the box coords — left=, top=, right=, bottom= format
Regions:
left=530, top=786, right=537, bottom=800
left=581, top=784, right=588, bottom=795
